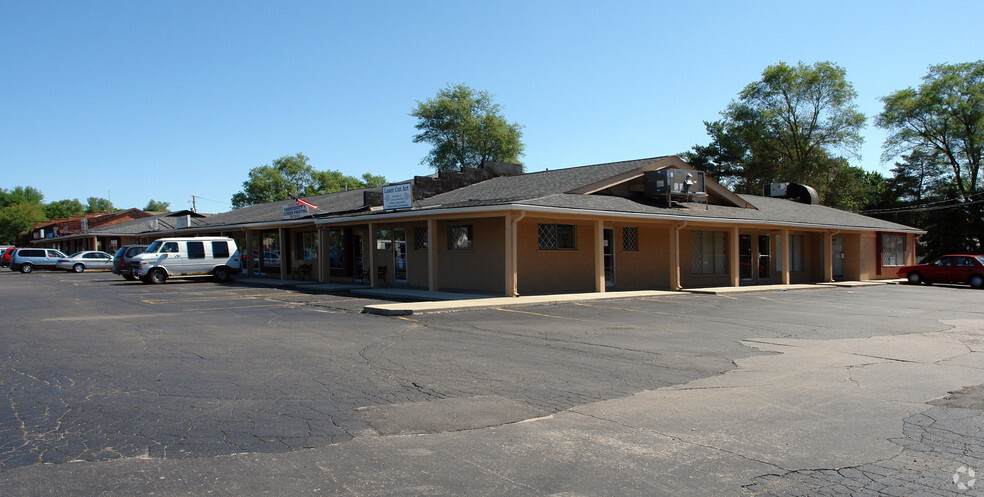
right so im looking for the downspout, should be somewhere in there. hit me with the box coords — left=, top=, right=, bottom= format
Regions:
left=672, top=221, right=687, bottom=291
left=510, top=210, right=527, bottom=297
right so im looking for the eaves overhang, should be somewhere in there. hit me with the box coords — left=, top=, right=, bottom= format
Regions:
left=312, top=202, right=926, bottom=234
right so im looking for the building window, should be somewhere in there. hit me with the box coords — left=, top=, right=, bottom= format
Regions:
left=622, top=227, right=639, bottom=251
left=538, top=224, right=576, bottom=250
left=790, top=235, right=804, bottom=272
left=376, top=229, right=392, bottom=250
left=691, top=231, right=728, bottom=274
left=296, top=231, right=318, bottom=262
left=882, top=234, right=905, bottom=267
left=414, top=227, right=428, bottom=250
left=449, top=225, right=473, bottom=250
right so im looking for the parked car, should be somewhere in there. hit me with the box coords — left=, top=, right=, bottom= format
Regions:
left=1, top=247, right=25, bottom=268
left=10, top=248, right=68, bottom=273
left=55, top=251, right=115, bottom=273
left=112, top=244, right=148, bottom=280
left=896, top=254, right=984, bottom=289
left=131, top=236, right=241, bottom=284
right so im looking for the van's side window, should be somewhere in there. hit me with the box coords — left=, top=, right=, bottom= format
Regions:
left=162, top=242, right=179, bottom=253
left=212, top=242, right=230, bottom=258
left=187, top=242, right=206, bottom=259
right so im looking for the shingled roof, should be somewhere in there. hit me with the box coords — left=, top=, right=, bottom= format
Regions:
left=416, top=157, right=665, bottom=207
left=197, top=188, right=380, bottom=228
left=406, top=157, right=921, bottom=233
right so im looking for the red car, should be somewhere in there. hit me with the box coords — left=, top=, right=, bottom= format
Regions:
left=1, top=247, right=24, bottom=268
left=897, top=254, right=984, bottom=289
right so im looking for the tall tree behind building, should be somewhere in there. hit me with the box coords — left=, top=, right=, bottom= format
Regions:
left=685, top=61, right=873, bottom=210
left=411, top=83, right=524, bottom=171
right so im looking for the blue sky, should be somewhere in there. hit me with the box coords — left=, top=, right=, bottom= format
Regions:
left=2, top=1, right=981, bottom=213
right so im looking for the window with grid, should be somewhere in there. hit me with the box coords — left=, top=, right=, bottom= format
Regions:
left=414, top=227, right=428, bottom=250
left=448, top=225, right=473, bottom=250
left=881, top=234, right=905, bottom=267
left=622, top=227, right=639, bottom=251
left=538, top=224, right=576, bottom=250
left=691, top=231, right=728, bottom=274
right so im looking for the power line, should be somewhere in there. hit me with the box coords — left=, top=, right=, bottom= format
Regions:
left=862, top=194, right=984, bottom=215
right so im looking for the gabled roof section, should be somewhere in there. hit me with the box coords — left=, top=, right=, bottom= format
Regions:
left=416, top=155, right=751, bottom=209
left=416, top=157, right=667, bottom=207
left=567, top=156, right=751, bottom=208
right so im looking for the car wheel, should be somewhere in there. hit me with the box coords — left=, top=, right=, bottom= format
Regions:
left=213, top=267, right=230, bottom=283
left=906, top=272, right=922, bottom=285
left=20, top=263, right=33, bottom=273
left=970, top=275, right=984, bottom=289
left=73, top=263, right=85, bottom=273
left=123, top=274, right=137, bottom=281
left=148, top=269, right=167, bottom=284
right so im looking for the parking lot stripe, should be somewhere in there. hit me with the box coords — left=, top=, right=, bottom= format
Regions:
left=574, top=302, right=672, bottom=315
left=495, top=307, right=598, bottom=322
left=185, top=303, right=290, bottom=311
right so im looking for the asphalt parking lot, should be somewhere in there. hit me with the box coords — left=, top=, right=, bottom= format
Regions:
left=1, top=269, right=982, bottom=496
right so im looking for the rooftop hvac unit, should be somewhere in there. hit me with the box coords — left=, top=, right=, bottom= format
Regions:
left=644, top=169, right=706, bottom=207
left=764, top=182, right=819, bottom=205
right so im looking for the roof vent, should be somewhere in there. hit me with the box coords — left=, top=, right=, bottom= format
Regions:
left=764, top=183, right=819, bottom=205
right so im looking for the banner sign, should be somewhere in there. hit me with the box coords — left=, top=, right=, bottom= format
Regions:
left=283, top=204, right=309, bottom=220
left=383, top=182, right=412, bottom=211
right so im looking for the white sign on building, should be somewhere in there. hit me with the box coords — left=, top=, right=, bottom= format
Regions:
left=382, top=182, right=412, bottom=211
left=283, top=204, right=308, bottom=220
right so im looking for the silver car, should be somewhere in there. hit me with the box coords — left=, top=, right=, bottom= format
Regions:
left=55, top=251, right=115, bottom=273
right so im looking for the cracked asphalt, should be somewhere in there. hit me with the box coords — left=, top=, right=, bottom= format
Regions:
left=1, top=270, right=983, bottom=496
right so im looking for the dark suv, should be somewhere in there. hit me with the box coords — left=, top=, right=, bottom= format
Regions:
left=10, top=248, right=68, bottom=273
left=112, top=244, right=148, bottom=280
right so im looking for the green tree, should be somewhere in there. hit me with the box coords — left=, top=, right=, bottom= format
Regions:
left=876, top=61, right=984, bottom=254
left=0, top=186, right=45, bottom=244
left=687, top=61, right=869, bottom=209
left=144, top=199, right=171, bottom=212
left=361, top=173, right=388, bottom=188
left=231, top=153, right=388, bottom=209
left=411, top=83, right=525, bottom=171
left=84, top=197, right=114, bottom=213
left=0, top=186, right=44, bottom=207
left=43, top=199, right=85, bottom=219
left=877, top=61, right=984, bottom=202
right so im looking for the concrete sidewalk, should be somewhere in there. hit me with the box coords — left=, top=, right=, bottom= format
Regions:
left=358, top=280, right=903, bottom=316
left=231, top=276, right=904, bottom=316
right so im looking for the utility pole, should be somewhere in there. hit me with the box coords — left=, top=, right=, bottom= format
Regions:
left=190, top=195, right=199, bottom=213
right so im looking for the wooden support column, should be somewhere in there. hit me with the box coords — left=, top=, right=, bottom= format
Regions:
left=729, top=226, right=740, bottom=287
left=318, top=226, right=328, bottom=283
left=244, top=230, right=254, bottom=277
left=368, top=223, right=377, bottom=288
left=427, top=219, right=437, bottom=292
left=823, top=232, right=834, bottom=283
left=781, top=229, right=791, bottom=285
left=278, top=228, right=288, bottom=281
left=594, top=220, right=605, bottom=292
left=669, top=223, right=683, bottom=291
left=503, top=215, right=513, bottom=297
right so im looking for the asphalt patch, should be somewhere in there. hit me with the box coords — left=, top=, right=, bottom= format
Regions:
left=929, top=383, right=984, bottom=410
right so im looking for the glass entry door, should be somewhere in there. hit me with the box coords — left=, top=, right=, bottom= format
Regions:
left=758, top=234, right=771, bottom=280
left=739, top=234, right=753, bottom=280
left=603, top=228, right=615, bottom=287
left=393, top=228, right=407, bottom=283
left=832, top=235, right=845, bottom=278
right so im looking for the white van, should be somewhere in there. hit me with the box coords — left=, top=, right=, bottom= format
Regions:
left=131, top=236, right=241, bottom=284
